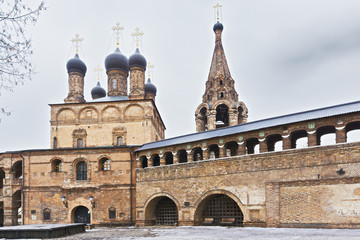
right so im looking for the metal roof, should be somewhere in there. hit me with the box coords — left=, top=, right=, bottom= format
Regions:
left=137, top=100, right=360, bottom=152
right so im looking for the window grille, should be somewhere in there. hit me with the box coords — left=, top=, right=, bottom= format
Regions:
left=76, top=162, right=87, bottom=180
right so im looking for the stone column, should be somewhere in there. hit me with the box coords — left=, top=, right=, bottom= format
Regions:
left=228, top=110, right=238, bottom=127
left=173, top=153, right=179, bottom=164
left=160, top=155, right=166, bottom=166
left=148, top=158, right=153, bottom=167
left=259, top=140, right=267, bottom=153
left=336, top=127, right=346, bottom=143
left=219, top=146, right=225, bottom=158
left=202, top=148, right=209, bottom=160
left=187, top=151, right=194, bottom=162
left=207, top=110, right=216, bottom=131
left=136, top=159, right=142, bottom=168
left=308, top=131, right=317, bottom=147
left=237, top=143, right=246, bottom=155
left=282, top=135, right=291, bottom=150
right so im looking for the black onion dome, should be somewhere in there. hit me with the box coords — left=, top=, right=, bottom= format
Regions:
left=145, top=78, right=157, bottom=96
left=66, top=54, right=87, bottom=76
left=91, top=82, right=106, bottom=99
left=129, top=48, right=147, bottom=69
left=105, top=48, right=129, bottom=73
left=213, top=21, right=224, bottom=32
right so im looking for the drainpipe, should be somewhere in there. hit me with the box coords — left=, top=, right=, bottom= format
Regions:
left=18, top=152, right=25, bottom=225
left=128, top=146, right=133, bottom=225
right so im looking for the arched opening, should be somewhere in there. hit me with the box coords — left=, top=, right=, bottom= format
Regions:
left=145, top=196, right=178, bottom=226
left=238, top=106, right=246, bottom=124
left=177, top=149, right=187, bottom=163
left=139, top=156, right=148, bottom=168
left=224, top=141, right=238, bottom=157
left=216, top=104, right=229, bottom=128
left=43, top=208, right=51, bottom=221
left=12, top=190, right=21, bottom=225
left=290, top=130, right=308, bottom=149
left=198, top=107, right=208, bottom=131
left=346, top=121, right=360, bottom=143
left=99, top=158, right=110, bottom=171
left=73, top=206, right=90, bottom=224
left=164, top=152, right=173, bottom=165
left=192, top=147, right=203, bottom=161
left=266, top=134, right=283, bottom=152
left=108, top=207, right=116, bottom=220
left=208, top=144, right=219, bottom=159
left=51, top=159, right=62, bottom=172
left=11, top=161, right=22, bottom=179
left=245, top=138, right=259, bottom=154
left=152, top=154, right=160, bottom=167
left=316, top=126, right=336, bottom=146
left=76, top=161, right=87, bottom=180
left=195, top=194, right=243, bottom=226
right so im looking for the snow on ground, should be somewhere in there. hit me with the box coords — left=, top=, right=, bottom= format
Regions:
left=49, top=226, right=360, bottom=240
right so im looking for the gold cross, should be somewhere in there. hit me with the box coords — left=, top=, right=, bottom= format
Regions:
left=112, top=22, right=124, bottom=48
left=71, top=34, right=83, bottom=54
left=131, top=27, right=144, bottom=49
left=94, top=65, right=103, bottom=82
left=213, top=3, right=222, bottom=22
left=147, top=62, right=154, bottom=78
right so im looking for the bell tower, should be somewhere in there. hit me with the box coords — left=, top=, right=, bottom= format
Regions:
left=195, top=4, right=248, bottom=132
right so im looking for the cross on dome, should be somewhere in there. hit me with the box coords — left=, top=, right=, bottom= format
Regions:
left=112, top=22, right=124, bottom=48
left=147, top=62, right=154, bottom=78
left=71, top=33, right=83, bottom=54
left=94, top=65, right=103, bottom=82
left=131, top=27, right=144, bottom=49
left=213, top=3, right=222, bottom=22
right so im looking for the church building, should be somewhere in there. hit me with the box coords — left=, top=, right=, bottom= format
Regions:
left=1, top=5, right=360, bottom=229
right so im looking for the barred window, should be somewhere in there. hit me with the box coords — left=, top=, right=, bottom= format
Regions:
left=76, top=161, right=87, bottom=180
left=43, top=208, right=51, bottom=221
left=100, top=158, right=110, bottom=171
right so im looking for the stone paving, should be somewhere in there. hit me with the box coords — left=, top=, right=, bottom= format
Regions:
left=46, top=226, right=360, bottom=240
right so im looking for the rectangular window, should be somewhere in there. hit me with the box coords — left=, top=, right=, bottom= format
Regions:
left=113, top=79, right=116, bottom=89
left=77, top=138, right=84, bottom=148
left=43, top=210, right=50, bottom=220
left=109, top=210, right=116, bottom=219
left=117, top=137, right=123, bottom=146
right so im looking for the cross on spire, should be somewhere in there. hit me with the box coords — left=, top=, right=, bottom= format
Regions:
left=112, top=22, right=124, bottom=48
left=213, top=3, right=222, bottom=22
left=147, top=62, right=154, bottom=79
left=71, top=33, right=83, bottom=54
left=131, top=27, right=144, bottom=49
left=94, top=65, right=103, bottom=82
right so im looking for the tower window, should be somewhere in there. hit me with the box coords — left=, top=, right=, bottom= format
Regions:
left=117, top=137, right=123, bottom=146
left=220, top=92, right=224, bottom=98
left=113, top=79, right=116, bottom=89
left=77, top=138, right=84, bottom=148
left=219, top=80, right=223, bottom=85
left=53, top=137, right=57, bottom=149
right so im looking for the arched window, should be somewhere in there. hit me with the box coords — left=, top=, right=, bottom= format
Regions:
left=216, top=104, right=229, bottom=128
left=266, top=134, right=283, bottom=152
left=53, top=137, right=57, bottom=149
left=43, top=208, right=51, bottom=221
left=177, top=150, right=187, bottom=163
left=208, top=144, right=219, bottom=158
left=77, top=138, right=84, bottom=148
left=220, top=92, right=224, bottom=98
left=117, top=137, right=123, bottom=146
left=164, top=152, right=174, bottom=165
left=12, top=161, right=22, bottom=179
left=245, top=138, right=259, bottom=154
left=52, top=159, right=62, bottom=172
left=224, top=141, right=238, bottom=156
left=109, top=207, right=116, bottom=219
left=100, top=158, right=110, bottom=171
left=152, top=154, right=160, bottom=167
left=219, top=80, right=223, bottom=85
left=139, top=156, right=148, bottom=168
left=192, top=147, right=203, bottom=161
left=346, top=121, right=360, bottom=143
left=76, top=161, right=87, bottom=180
left=316, top=126, right=336, bottom=146
left=290, top=130, right=308, bottom=149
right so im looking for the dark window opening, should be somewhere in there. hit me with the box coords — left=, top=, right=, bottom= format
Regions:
left=216, top=104, right=229, bottom=128
left=224, top=141, right=238, bottom=156
left=43, top=209, right=51, bottom=221
left=109, top=208, right=116, bottom=219
left=165, top=152, right=173, bottom=165
left=52, top=160, right=62, bottom=172
left=208, top=144, right=219, bottom=159
left=140, top=156, right=148, bottom=168
left=193, top=147, right=203, bottom=161
left=246, top=138, right=259, bottom=154
left=220, top=92, right=224, bottom=98
left=177, top=150, right=188, bottom=163
left=152, top=154, right=160, bottom=166
left=266, top=134, right=283, bottom=152
left=290, top=130, right=308, bottom=149
left=76, top=161, right=87, bottom=180
left=53, top=137, right=57, bottom=149
left=219, top=80, right=223, bottom=85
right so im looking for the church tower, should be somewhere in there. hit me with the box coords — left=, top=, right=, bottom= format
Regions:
left=195, top=4, right=248, bottom=132
left=64, top=34, right=87, bottom=103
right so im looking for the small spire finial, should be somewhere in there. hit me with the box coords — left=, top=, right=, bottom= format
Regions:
left=213, top=3, right=222, bottom=22
left=131, top=27, right=144, bottom=49
left=94, top=65, right=103, bottom=82
left=147, top=62, right=154, bottom=79
left=71, top=33, right=83, bottom=54
left=112, top=22, right=124, bottom=48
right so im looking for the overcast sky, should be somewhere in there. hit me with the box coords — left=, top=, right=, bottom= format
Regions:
left=1, top=0, right=360, bottom=152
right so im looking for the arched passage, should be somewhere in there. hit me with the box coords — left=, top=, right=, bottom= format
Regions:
left=139, top=156, right=148, bottom=168
left=346, top=121, right=360, bottom=143
left=72, top=206, right=90, bottom=224
left=164, top=152, right=173, bottom=165
left=290, top=130, right=308, bottom=149
left=192, top=147, right=203, bottom=161
left=317, top=125, right=336, bottom=146
left=12, top=190, right=21, bottom=225
left=144, top=196, right=178, bottom=226
left=194, top=194, right=243, bottom=226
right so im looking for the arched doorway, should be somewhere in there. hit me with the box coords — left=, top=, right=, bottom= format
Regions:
left=195, top=194, right=243, bottom=226
left=145, top=196, right=178, bottom=226
left=73, top=206, right=90, bottom=224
